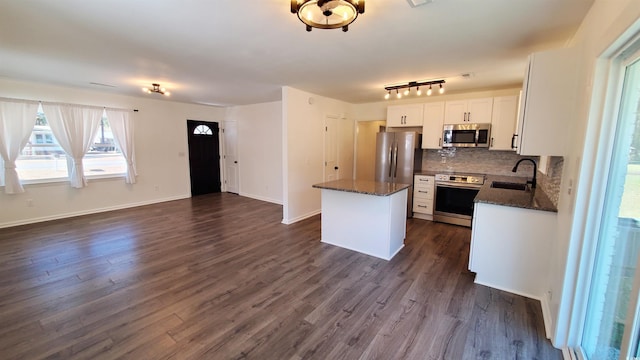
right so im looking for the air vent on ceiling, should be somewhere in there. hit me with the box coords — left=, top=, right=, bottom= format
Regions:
left=89, top=82, right=116, bottom=88
left=406, top=0, right=433, bottom=7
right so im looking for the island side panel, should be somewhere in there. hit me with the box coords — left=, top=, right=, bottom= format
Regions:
left=320, top=189, right=406, bottom=260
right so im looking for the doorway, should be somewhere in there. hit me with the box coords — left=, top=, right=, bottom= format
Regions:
left=187, top=120, right=221, bottom=196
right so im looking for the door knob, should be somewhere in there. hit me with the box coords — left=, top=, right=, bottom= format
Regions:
left=334, top=166, right=339, bottom=170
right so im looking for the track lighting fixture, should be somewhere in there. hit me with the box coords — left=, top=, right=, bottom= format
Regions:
left=142, top=83, right=170, bottom=96
left=291, top=0, right=365, bottom=32
left=383, top=80, right=445, bottom=100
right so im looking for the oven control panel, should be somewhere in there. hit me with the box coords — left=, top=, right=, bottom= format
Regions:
left=435, top=174, right=485, bottom=185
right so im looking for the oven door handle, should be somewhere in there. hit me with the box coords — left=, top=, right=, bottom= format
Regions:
left=436, top=182, right=482, bottom=190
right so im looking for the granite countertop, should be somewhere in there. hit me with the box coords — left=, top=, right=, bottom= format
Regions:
left=474, top=175, right=557, bottom=212
left=312, top=179, right=410, bottom=197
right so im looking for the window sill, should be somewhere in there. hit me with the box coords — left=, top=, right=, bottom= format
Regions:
left=3, top=173, right=127, bottom=187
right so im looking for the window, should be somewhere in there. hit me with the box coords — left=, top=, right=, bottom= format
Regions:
left=580, top=47, right=640, bottom=359
left=14, top=108, right=126, bottom=183
left=193, top=124, right=213, bottom=135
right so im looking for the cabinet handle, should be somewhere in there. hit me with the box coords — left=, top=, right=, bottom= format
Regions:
left=418, top=205, right=427, bottom=208
left=490, top=137, right=494, bottom=148
left=467, top=112, right=471, bottom=122
left=511, top=134, right=518, bottom=149
left=438, top=138, right=442, bottom=147
left=418, top=190, right=428, bottom=193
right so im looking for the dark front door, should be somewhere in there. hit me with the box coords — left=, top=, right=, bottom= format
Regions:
left=187, top=120, right=221, bottom=196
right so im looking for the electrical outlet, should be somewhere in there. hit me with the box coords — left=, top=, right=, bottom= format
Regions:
left=154, top=185, right=159, bottom=192
left=26, top=199, right=34, bottom=207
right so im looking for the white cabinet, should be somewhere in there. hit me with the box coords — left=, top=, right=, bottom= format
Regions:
left=421, top=102, right=445, bottom=149
left=444, top=98, right=493, bottom=124
left=469, top=202, right=556, bottom=299
left=387, top=104, right=424, bottom=127
left=413, top=175, right=435, bottom=220
left=490, top=95, right=519, bottom=151
left=515, top=47, right=578, bottom=156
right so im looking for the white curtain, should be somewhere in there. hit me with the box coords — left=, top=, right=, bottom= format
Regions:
left=0, top=100, right=39, bottom=194
left=42, top=104, right=102, bottom=188
left=105, top=109, right=137, bottom=184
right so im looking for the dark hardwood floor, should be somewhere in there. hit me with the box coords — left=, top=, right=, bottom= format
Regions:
left=0, top=193, right=561, bottom=359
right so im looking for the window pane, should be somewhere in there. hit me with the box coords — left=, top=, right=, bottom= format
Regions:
left=194, top=124, right=213, bottom=135
left=16, top=113, right=68, bottom=181
left=582, top=57, right=640, bottom=359
left=84, top=117, right=126, bottom=176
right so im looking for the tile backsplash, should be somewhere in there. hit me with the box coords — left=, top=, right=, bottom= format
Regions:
left=422, top=148, right=563, bottom=207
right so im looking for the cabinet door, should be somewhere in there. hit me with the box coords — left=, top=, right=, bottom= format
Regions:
left=490, top=95, right=518, bottom=151
left=444, top=100, right=468, bottom=124
left=467, top=98, right=493, bottom=123
left=421, top=102, right=445, bottom=148
left=517, top=47, right=578, bottom=156
left=386, top=105, right=406, bottom=127
left=386, top=104, right=424, bottom=127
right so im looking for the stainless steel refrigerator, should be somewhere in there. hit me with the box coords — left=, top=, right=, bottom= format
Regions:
left=375, top=131, right=422, bottom=216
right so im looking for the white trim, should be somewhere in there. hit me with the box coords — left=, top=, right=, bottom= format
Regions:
left=238, top=192, right=283, bottom=205
left=473, top=279, right=543, bottom=302
left=0, top=194, right=190, bottom=229
left=281, top=209, right=321, bottom=225
left=562, top=347, right=581, bottom=360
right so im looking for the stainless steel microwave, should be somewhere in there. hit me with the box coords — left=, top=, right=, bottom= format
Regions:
left=442, top=123, right=491, bottom=148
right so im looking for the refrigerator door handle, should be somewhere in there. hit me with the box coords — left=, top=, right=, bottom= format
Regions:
left=393, top=143, right=399, bottom=178
left=388, top=145, right=393, bottom=178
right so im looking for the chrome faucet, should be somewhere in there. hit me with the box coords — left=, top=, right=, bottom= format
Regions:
left=512, top=158, right=537, bottom=188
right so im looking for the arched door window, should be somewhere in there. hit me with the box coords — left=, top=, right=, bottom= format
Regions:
left=193, top=125, right=213, bottom=135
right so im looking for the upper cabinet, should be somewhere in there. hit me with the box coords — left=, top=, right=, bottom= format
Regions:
left=444, top=98, right=493, bottom=124
left=515, top=47, right=578, bottom=156
left=490, top=95, right=519, bottom=151
left=386, top=104, right=424, bottom=127
left=422, top=102, right=445, bottom=149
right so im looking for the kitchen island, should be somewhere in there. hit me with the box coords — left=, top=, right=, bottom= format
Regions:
left=312, top=179, right=410, bottom=260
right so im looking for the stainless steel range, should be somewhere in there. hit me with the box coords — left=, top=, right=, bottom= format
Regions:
left=433, top=173, right=485, bottom=227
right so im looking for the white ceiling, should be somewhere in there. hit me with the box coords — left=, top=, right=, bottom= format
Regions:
left=0, top=0, right=594, bottom=107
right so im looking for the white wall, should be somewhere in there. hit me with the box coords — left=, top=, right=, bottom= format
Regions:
left=226, top=101, right=283, bottom=204
left=282, top=87, right=351, bottom=224
left=0, top=78, right=226, bottom=228
left=548, top=0, right=640, bottom=348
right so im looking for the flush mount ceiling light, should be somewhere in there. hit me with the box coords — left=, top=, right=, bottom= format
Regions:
left=142, top=83, right=170, bottom=96
left=291, top=0, right=365, bottom=32
left=384, top=80, right=445, bottom=99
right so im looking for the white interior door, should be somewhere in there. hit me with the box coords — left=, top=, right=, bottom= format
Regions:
left=324, top=115, right=339, bottom=182
left=223, top=121, right=239, bottom=194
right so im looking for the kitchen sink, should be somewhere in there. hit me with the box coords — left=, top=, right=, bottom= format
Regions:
left=491, top=181, right=528, bottom=191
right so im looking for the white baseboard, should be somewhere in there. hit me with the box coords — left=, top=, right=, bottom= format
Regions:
left=239, top=192, right=283, bottom=205
left=473, top=279, right=542, bottom=302
left=0, top=194, right=190, bottom=229
left=282, top=209, right=321, bottom=225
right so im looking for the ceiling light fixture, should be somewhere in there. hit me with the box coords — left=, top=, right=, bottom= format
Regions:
left=384, top=80, right=445, bottom=100
left=291, top=0, right=365, bottom=32
left=142, top=83, right=170, bottom=96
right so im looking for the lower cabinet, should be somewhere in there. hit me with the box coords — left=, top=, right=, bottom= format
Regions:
left=413, top=175, right=434, bottom=220
left=469, top=202, right=556, bottom=299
